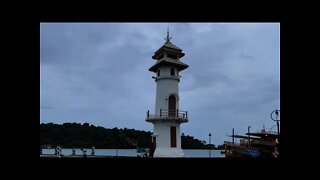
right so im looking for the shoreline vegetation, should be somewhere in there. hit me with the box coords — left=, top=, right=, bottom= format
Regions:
left=40, top=122, right=223, bottom=149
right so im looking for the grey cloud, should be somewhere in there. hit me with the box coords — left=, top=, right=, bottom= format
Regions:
left=40, top=23, right=279, bottom=145
left=40, top=105, right=55, bottom=110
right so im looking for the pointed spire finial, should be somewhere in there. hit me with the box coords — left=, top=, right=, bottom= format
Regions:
left=164, top=26, right=172, bottom=43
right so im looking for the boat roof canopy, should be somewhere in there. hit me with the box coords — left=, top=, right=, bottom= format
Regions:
left=246, top=132, right=280, bottom=138
left=228, top=135, right=259, bottom=139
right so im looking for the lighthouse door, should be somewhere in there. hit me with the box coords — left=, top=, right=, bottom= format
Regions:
left=168, top=95, right=176, bottom=117
left=170, top=126, right=177, bottom=147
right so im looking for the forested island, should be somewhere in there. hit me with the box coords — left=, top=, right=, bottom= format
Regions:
left=40, top=123, right=222, bottom=149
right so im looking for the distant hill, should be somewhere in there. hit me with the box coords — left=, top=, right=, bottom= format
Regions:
left=40, top=122, right=217, bottom=149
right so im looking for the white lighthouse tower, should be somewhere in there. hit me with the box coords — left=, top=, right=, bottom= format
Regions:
left=146, top=29, right=189, bottom=157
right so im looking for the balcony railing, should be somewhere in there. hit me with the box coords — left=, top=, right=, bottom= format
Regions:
left=250, top=139, right=276, bottom=146
left=146, top=109, right=188, bottom=121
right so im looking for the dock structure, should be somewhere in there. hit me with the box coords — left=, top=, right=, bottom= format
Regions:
left=40, top=155, right=139, bottom=158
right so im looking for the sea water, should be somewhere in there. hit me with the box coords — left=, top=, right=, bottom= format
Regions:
left=42, top=148, right=225, bottom=158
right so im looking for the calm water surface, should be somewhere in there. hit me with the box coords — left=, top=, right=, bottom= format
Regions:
left=42, top=149, right=225, bottom=158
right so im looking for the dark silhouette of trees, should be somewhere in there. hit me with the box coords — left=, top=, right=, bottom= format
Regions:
left=40, top=123, right=218, bottom=149
left=181, top=134, right=207, bottom=149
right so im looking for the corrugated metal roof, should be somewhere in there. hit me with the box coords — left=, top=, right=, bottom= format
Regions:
left=149, top=59, right=188, bottom=72
left=163, top=42, right=182, bottom=51
left=152, top=42, right=184, bottom=60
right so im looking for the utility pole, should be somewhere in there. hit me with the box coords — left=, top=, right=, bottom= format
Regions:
left=271, top=109, right=280, bottom=135
left=209, top=133, right=212, bottom=158
left=248, top=126, right=251, bottom=145
left=232, top=128, right=234, bottom=145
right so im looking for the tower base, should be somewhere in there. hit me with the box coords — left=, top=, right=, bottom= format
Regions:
left=153, top=148, right=184, bottom=158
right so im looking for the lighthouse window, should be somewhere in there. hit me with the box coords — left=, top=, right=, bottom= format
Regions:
left=171, top=68, right=175, bottom=76
left=157, top=69, right=160, bottom=76
left=167, top=54, right=177, bottom=59
left=158, top=54, right=164, bottom=60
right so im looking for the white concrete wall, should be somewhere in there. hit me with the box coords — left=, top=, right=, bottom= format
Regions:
left=153, top=121, right=184, bottom=157
left=153, top=122, right=181, bottom=148
left=149, top=62, right=186, bottom=157
left=154, top=66, right=179, bottom=116
left=153, top=147, right=184, bottom=157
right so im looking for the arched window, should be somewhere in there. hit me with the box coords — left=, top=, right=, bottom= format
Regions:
left=157, top=69, right=160, bottom=76
left=170, top=68, right=175, bottom=76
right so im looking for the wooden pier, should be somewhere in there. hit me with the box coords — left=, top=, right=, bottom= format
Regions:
left=40, top=154, right=142, bottom=158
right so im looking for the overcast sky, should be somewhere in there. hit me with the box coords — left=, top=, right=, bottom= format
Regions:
left=40, top=23, right=280, bottom=145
